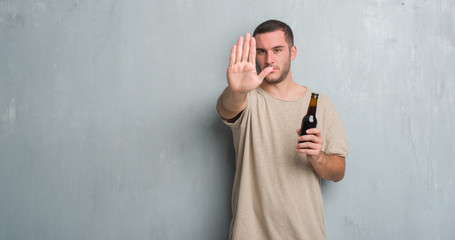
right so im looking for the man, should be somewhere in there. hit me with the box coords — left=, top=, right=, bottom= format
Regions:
left=217, top=20, right=349, bottom=240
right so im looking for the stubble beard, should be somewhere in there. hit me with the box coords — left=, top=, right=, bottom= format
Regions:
left=263, top=59, right=291, bottom=85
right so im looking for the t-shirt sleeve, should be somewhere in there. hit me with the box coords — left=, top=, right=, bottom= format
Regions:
left=216, top=91, right=252, bottom=129
left=320, top=97, right=349, bottom=158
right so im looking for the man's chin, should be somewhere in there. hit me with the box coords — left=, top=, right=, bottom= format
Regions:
left=264, top=75, right=284, bottom=84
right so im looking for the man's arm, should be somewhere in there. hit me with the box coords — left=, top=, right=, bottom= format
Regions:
left=218, top=33, right=273, bottom=120
left=307, top=152, right=345, bottom=182
left=217, top=87, right=248, bottom=120
left=296, top=128, right=346, bottom=182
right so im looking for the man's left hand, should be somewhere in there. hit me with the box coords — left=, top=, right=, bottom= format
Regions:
left=296, top=128, right=323, bottom=163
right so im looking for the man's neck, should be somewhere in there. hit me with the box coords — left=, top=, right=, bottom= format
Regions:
left=260, top=73, right=307, bottom=101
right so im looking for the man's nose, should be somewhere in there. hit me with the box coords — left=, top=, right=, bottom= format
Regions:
left=265, top=53, right=274, bottom=65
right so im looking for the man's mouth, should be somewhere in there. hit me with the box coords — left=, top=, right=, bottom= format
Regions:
left=266, top=65, right=279, bottom=71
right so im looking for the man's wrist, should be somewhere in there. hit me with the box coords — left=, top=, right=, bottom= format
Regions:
left=309, top=151, right=325, bottom=166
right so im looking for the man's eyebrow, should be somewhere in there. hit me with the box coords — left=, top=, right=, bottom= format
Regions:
left=256, top=46, right=285, bottom=51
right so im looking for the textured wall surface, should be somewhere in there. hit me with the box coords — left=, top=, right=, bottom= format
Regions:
left=1, top=0, right=454, bottom=239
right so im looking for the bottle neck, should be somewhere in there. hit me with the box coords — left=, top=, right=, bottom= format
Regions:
left=306, top=96, right=318, bottom=115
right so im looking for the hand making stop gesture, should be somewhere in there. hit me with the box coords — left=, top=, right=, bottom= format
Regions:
left=227, top=33, right=273, bottom=94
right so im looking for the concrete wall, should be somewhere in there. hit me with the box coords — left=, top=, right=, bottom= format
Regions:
left=1, top=0, right=454, bottom=239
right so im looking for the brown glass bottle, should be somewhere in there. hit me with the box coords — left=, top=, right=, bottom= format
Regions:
left=298, top=93, right=319, bottom=143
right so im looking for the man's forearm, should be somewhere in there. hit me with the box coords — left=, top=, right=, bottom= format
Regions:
left=218, top=87, right=248, bottom=120
left=310, top=153, right=345, bottom=182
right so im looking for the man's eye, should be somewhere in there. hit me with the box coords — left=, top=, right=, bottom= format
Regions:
left=257, top=50, right=265, bottom=54
left=274, top=49, right=281, bottom=53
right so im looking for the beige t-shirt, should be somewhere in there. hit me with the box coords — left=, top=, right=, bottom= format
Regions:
left=217, top=87, right=349, bottom=240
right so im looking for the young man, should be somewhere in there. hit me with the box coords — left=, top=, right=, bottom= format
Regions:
left=217, top=20, right=349, bottom=240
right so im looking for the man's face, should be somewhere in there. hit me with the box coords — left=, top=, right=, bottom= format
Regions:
left=255, top=30, right=296, bottom=84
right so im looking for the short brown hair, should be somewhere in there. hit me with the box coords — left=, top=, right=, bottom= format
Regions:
left=253, top=20, right=294, bottom=47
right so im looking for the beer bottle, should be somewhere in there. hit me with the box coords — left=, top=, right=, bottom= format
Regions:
left=298, top=93, right=319, bottom=143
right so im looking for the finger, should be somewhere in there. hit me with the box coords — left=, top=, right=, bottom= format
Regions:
left=258, top=66, right=273, bottom=80
left=301, top=134, right=322, bottom=144
left=295, top=142, right=309, bottom=149
left=296, top=139, right=319, bottom=148
left=305, top=141, right=321, bottom=151
left=296, top=148, right=307, bottom=154
left=249, top=36, right=256, bottom=64
left=296, top=129, right=301, bottom=135
left=299, top=133, right=314, bottom=141
left=297, top=135, right=309, bottom=142
left=235, top=36, right=244, bottom=64
left=303, top=149, right=320, bottom=156
left=296, top=143, right=320, bottom=155
left=229, top=45, right=237, bottom=67
left=296, top=145, right=313, bottom=154
left=306, top=128, right=321, bottom=136
left=305, top=130, right=323, bottom=145
left=242, top=33, right=250, bottom=62
left=296, top=148, right=315, bottom=155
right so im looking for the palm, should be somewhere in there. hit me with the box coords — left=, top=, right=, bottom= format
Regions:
left=227, top=62, right=261, bottom=93
left=227, top=33, right=272, bottom=94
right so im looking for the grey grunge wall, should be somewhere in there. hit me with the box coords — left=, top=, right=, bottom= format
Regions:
left=1, top=1, right=454, bottom=239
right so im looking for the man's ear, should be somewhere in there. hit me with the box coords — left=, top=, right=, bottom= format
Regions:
left=291, top=45, right=297, bottom=60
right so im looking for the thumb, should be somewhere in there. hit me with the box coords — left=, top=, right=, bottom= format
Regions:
left=258, top=66, right=273, bottom=81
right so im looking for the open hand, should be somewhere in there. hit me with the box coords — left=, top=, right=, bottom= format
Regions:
left=227, top=33, right=273, bottom=94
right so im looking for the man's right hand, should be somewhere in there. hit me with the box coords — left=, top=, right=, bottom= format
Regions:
left=218, top=33, right=273, bottom=120
left=227, top=33, right=273, bottom=94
